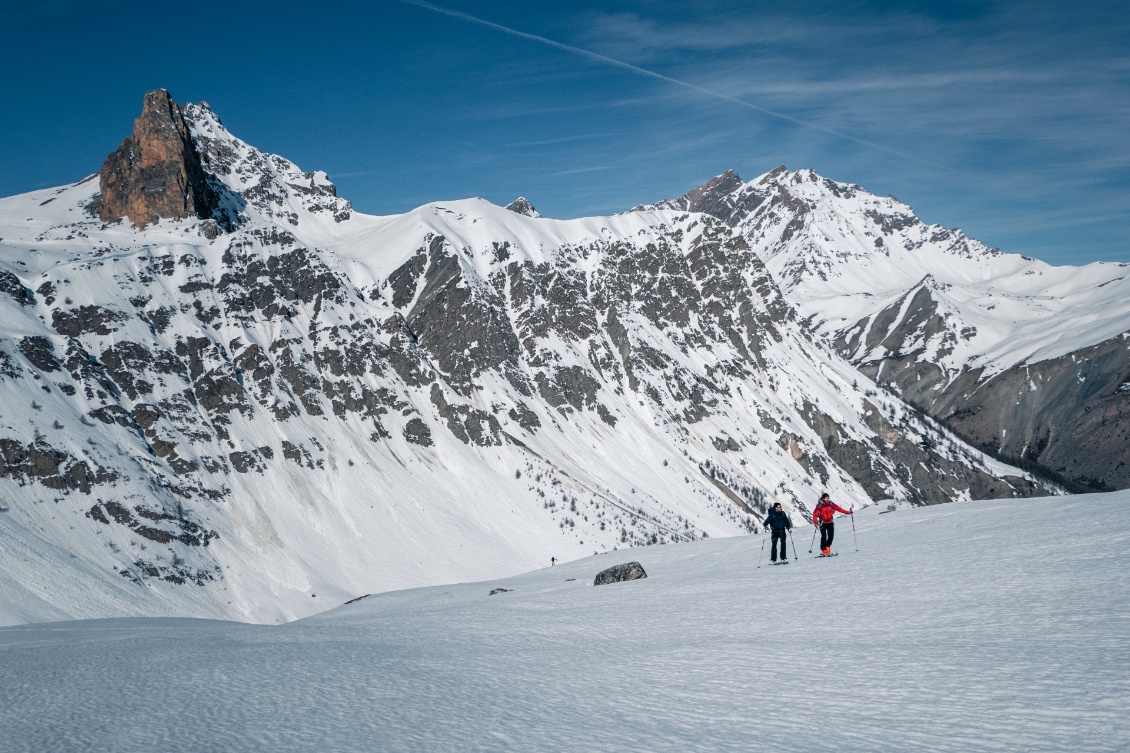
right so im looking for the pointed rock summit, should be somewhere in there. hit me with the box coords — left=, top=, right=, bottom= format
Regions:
left=505, top=197, right=541, bottom=218
left=674, top=169, right=745, bottom=215
left=98, top=89, right=217, bottom=228
left=627, top=169, right=753, bottom=221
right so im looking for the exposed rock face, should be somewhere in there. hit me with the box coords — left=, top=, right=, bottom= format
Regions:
left=0, top=94, right=1055, bottom=626
left=505, top=197, right=541, bottom=218
left=643, top=168, right=1130, bottom=492
left=98, top=89, right=216, bottom=227
left=0, top=271, right=35, bottom=307
left=912, top=334, right=1130, bottom=492
left=593, top=562, right=647, bottom=586
left=633, top=168, right=768, bottom=225
left=0, top=438, right=118, bottom=494
left=842, top=286, right=1130, bottom=492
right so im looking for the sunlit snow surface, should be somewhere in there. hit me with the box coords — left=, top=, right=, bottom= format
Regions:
left=3, top=493, right=1126, bottom=752
left=705, top=168, right=1130, bottom=378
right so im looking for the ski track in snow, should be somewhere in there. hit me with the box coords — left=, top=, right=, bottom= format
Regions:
left=1, top=494, right=1127, bottom=752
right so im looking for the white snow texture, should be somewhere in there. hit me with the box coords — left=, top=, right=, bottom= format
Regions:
left=0, top=102, right=1056, bottom=628
left=2, top=493, right=1126, bottom=752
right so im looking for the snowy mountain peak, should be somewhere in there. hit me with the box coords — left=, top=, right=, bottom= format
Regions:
left=645, top=165, right=1130, bottom=491
left=181, top=99, right=354, bottom=230
left=185, top=99, right=223, bottom=127
left=0, top=93, right=1061, bottom=627
left=505, top=197, right=541, bottom=218
left=672, top=169, right=745, bottom=215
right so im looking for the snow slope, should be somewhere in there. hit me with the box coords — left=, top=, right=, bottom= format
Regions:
left=0, top=98, right=1051, bottom=627
left=637, top=167, right=1130, bottom=491
left=639, top=167, right=1130, bottom=379
left=2, top=493, right=1125, bottom=752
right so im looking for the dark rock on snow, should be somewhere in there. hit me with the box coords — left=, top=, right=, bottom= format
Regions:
left=505, top=197, right=541, bottom=218
left=593, top=562, right=648, bottom=586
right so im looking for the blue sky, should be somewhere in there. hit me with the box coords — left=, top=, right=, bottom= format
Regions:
left=2, top=0, right=1127, bottom=264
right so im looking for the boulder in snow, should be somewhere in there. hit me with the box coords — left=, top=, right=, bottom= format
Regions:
left=593, top=562, right=647, bottom=586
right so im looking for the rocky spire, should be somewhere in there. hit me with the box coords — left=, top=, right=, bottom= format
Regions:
left=505, top=197, right=541, bottom=218
left=626, top=169, right=749, bottom=221
left=98, top=89, right=216, bottom=228
left=670, top=169, right=745, bottom=218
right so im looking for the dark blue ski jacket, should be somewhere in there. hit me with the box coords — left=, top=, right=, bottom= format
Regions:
left=762, top=508, right=792, bottom=531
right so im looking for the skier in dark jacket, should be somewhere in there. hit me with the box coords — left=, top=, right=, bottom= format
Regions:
left=813, top=492, right=852, bottom=557
left=762, top=502, right=793, bottom=563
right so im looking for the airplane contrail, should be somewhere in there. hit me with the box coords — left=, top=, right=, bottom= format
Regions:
left=391, top=0, right=962, bottom=173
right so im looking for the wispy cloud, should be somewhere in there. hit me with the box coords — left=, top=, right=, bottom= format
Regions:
left=462, top=98, right=626, bottom=122
left=389, top=0, right=959, bottom=173
left=506, top=133, right=620, bottom=148
left=547, top=166, right=615, bottom=176
left=573, top=8, right=946, bottom=64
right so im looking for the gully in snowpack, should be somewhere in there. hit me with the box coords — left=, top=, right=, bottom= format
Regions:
left=813, top=493, right=852, bottom=557
left=762, top=502, right=793, bottom=563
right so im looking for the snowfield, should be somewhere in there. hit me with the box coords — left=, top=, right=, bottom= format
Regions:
left=2, top=493, right=1126, bottom=752
left=0, top=106, right=1053, bottom=628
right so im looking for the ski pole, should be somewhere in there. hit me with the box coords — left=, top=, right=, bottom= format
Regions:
left=757, top=531, right=767, bottom=569
left=808, top=525, right=818, bottom=553
left=851, top=511, right=859, bottom=552
left=789, top=528, right=799, bottom=561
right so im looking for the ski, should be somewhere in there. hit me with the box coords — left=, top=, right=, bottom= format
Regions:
left=814, top=553, right=839, bottom=559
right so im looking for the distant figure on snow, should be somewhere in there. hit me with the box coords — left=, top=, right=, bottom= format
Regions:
left=813, top=493, right=852, bottom=557
left=551, top=557, right=557, bottom=567
left=762, top=502, right=793, bottom=563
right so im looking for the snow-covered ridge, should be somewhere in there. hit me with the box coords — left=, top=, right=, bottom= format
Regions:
left=638, top=167, right=1130, bottom=491
left=639, top=166, right=1130, bottom=378
left=184, top=102, right=355, bottom=232
left=0, top=97, right=1051, bottom=627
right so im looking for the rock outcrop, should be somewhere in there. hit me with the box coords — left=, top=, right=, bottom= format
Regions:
left=642, top=168, right=1130, bottom=492
left=921, top=334, right=1130, bottom=492
left=505, top=197, right=541, bottom=218
left=98, top=89, right=216, bottom=228
left=593, top=562, right=648, bottom=586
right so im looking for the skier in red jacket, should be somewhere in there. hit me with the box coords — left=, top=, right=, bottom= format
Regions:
left=813, top=492, right=852, bottom=556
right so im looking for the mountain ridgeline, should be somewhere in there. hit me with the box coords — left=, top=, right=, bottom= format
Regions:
left=0, top=90, right=1070, bottom=624
left=638, top=168, right=1130, bottom=492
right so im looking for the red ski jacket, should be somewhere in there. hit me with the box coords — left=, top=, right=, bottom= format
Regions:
left=813, top=500, right=851, bottom=525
